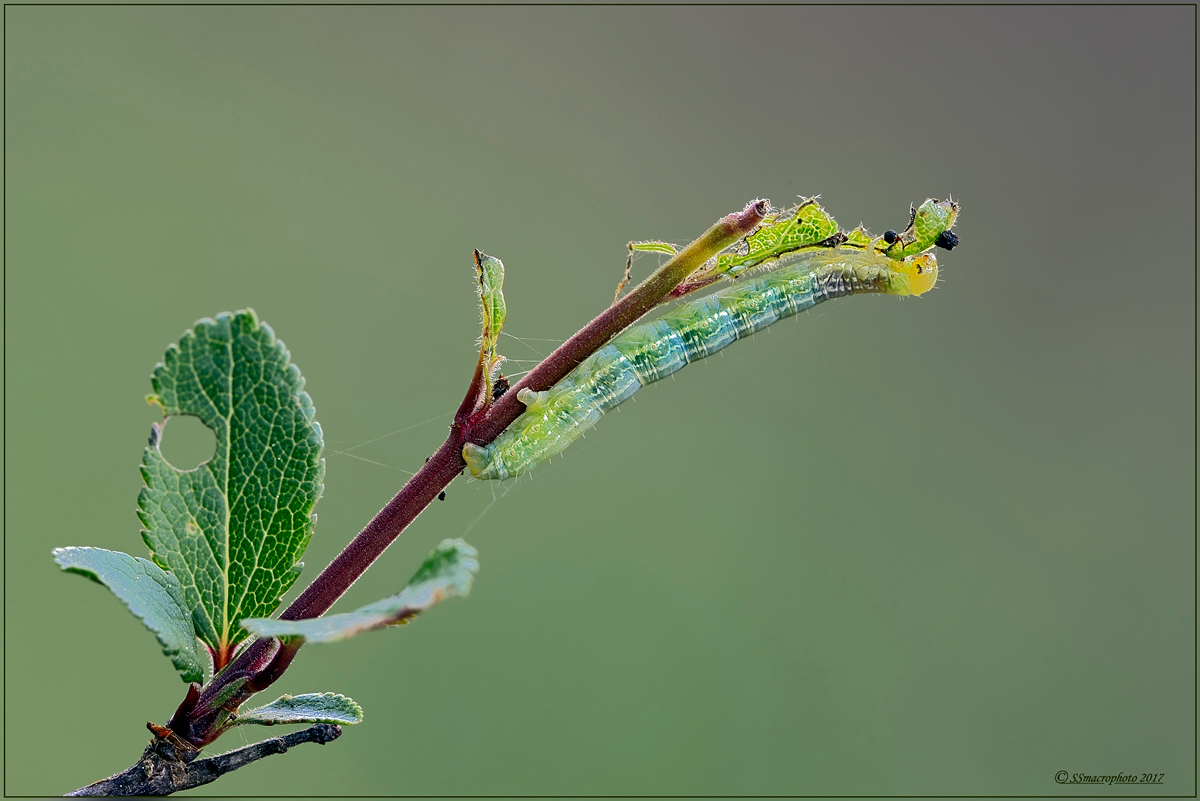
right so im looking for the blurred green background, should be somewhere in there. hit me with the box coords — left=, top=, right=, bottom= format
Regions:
left=5, top=6, right=1194, bottom=797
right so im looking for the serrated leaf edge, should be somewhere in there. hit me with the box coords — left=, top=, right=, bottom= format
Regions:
left=52, top=546, right=205, bottom=683
left=233, top=692, right=364, bottom=727
left=137, top=309, right=326, bottom=659
left=241, top=539, right=478, bottom=644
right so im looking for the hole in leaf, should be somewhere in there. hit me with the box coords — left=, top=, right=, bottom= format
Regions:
left=160, top=415, right=217, bottom=471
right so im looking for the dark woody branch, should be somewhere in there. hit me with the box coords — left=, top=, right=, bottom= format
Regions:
left=67, top=724, right=343, bottom=797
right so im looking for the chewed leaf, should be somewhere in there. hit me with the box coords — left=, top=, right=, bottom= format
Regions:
left=630, top=240, right=679, bottom=256
left=668, top=198, right=842, bottom=294
left=53, top=547, right=205, bottom=683
left=474, top=251, right=507, bottom=405
left=475, top=250, right=506, bottom=353
left=735, top=199, right=838, bottom=265
left=718, top=198, right=840, bottom=279
left=242, top=539, right=478, bottom=644
left=842, top=225, right=875, bottom=249
left=138, top=309, right=325, bottom=668
left=882, top=198, right=959, bottom=258
left=233, top=693, right=363, bottom=727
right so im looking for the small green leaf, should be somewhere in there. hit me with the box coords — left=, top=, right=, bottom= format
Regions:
left=883, top=197, right=959, bottom=258
left=718, top=198, right=840, bottom=278
left=630, top=240, right=680, bottom=256
left=242, top=539, right=478, bottom=644
left=138, top=309, right=325, bottom=666
left=474, top=251, right=507, bottom=405
left=52, top=547, right=205, bottom=683
left=843, top=225, right=875, bottom=249
left=233, top=692, right=363, bottom=727
left=475, top=250, right=506, bottom=353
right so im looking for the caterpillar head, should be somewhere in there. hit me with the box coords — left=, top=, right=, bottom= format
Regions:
left=884, top=198, right=959, bottom=258
left=887, top=252, right=939, bottom=296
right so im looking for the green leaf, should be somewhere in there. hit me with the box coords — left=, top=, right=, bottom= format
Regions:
left=52, top=547, right=205, bottom=683
left=475, top=250, right=506, bottom=354
left=843, top=225, right=875, bottom=249
left=717, top=197, right=840, bottom=278
left=232, top=693, right=363, bottom=727
left=884, top=197, right=959, bottom=258
left=137, top=309, right=325, bottom=666
left=629, top=240, right=680, bottom=256
left=474, top=251, right=507, bottom=405
left=242, top=539, right=478, bottom=644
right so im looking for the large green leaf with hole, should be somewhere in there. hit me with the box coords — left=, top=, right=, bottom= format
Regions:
left=243, top=540, right=478, bottom=643
left=137, top=309, right=324, bottom=666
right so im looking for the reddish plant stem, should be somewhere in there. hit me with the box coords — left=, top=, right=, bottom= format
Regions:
left=470, top=199, right=769, bottom=444
left=179, top=199, right=767, bottom=745
left=284, top=436, right=469, bottom=622
left=291, top=199, right=765, bottom=619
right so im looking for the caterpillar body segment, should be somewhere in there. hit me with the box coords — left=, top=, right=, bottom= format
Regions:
left=889, top=250, right=939, bottom=296
left=462, top=248, right=939, bottom=480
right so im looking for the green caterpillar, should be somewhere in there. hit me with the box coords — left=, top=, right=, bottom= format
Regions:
left=463, top=249, right=939, bottom=481
left=463, top=198, right=957, bottom=480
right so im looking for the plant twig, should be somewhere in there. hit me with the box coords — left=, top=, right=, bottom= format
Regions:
left=470, top=199, right=769, bottom=445
left=168, top=199, right=769, bottom=751
left=66, top=724, right=343, bottom=796
left=287, top=199, right=767, bottom=618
